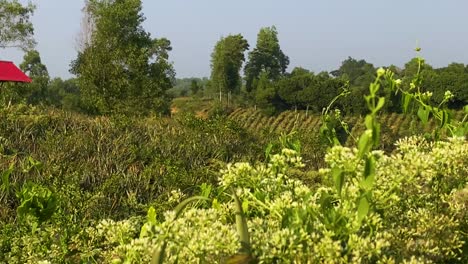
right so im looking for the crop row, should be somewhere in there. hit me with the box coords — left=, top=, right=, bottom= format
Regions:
left=229, top=109, right=465, bottom=148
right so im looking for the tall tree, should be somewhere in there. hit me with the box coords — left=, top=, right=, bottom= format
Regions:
left=76, top=0, right=94, bottom=52
left=210, top=34, right=249, bottom=97
left=0, top=0, right=36, bottom=51
left=244, top=26, right=289, bottom=92
left=71, top=0, right=175, bottom=115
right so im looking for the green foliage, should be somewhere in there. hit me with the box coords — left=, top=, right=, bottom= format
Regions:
left=390, top=50, right=467, bottom=138
left=45, top=78, right=82, bottom=111
left=331, top=57, right=376, bottom=86
left=254, top=72, right=284, bottom=115
left=331, top=57, right=376, bottom=115
left=0, top=0, right=36, bottom=50
left=0, top=105, right=268, bottom=263
left=71, top=0, right=174, bottom=116
left=244, top=26, right=289, bottom=92
left=168, top=77, right=209, bottom=98
left=190, top=79, right=201, bottom=96
left=16, top=183, right=57, bottom=225
left=277, top=67, right=312, bottom=110
left=249, top=54, right=466, bottom=116
left=210, top=34, right=249, bottom=96
left=19, top=49, right=50, bottom=104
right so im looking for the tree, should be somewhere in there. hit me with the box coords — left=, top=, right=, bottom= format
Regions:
left=210, top=34, right=249, bottom=97
left=277, top=67, right=313, bottom=110
left=331, top=57, right=375, bottom=86
left=295, top=71, right=347, bottom=113
left=331, top=57, right=375, bottom=114
left=0, top=0, right=36, bottom=51
left=19, top=49, right=50, bottom=104
left=71, top=0, right=175, bottom=115
left=254, top=72, right=281, bottom=115
left=47, top=78, right=81, bottom=111
left=244, top=26, right=289, bottom=92
left=427, top=63, right=468, bottom=109
left=76, top=0, right=94, bottom=52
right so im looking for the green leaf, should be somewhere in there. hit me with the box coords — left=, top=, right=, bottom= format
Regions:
left=147, top=206, right=157, bottom=225
left=332, top=167, right=344, bottom=196
left=242, top=199, right=249, bottom=213
left=455, top=122, right=468, bottom=136
left=357, top=196, right=370, bottom=223
left=374, top=97, right=386, bottom=113
left=365, top=115, right=373, bottom=129
left=212, top=198, right=221, bottom=210
left=403, top=94, right=412, bottom=113
left=139, top=223, right=150, bottom=238
left=361, top=157, right=376, bottom=190
left=364, top=95, right=373, bottom=110
left=264, top=143, right=273, bottom=161
left=1, top=164, right=14, bottom=194
left=233, top=191, right=251, bottom=253
left=358, top=130, right=372, bottom=158
left=373, top=123, right=381, bottom=146
left=417, top=105, right=430, bottom=124
left=438, top=110, right=451, bottom=129
left=369, top=82, right=380, bottom=95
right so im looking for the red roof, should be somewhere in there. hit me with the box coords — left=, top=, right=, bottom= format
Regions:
left=0, top=61, right=32, bottom=83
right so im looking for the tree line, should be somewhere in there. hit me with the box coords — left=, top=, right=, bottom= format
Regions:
left=1, top=0, right=466, bottom=117
left=206, top=27, right=468, bottom=115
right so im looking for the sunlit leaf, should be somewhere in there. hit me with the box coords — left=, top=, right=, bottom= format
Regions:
left=417, top=106, right=429, bottom=124
left=332, top=167, right=344, bottom=196
left=357, top=196, right=369, bottom=223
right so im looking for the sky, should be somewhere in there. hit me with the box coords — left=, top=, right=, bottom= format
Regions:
left=3, top=0, right=468, bottom=79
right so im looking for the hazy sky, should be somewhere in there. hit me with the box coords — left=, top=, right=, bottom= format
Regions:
left=3, top=0, right=468, bottom=79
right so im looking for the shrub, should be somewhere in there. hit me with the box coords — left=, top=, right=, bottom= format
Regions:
left=95, top=136, right=467, bottom=263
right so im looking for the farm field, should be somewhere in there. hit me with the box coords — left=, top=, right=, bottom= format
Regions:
left=1, top=102, right=467, bottom=263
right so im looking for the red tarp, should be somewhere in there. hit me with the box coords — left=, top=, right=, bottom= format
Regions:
left=0, top=61, right=32, bottom=83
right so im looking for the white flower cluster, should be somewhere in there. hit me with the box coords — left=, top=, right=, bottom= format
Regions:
left=96, top=218, right=140, bottom=247
left=168, top=189, right=185, bottom=204
left=84, top=137, right=467, bottom=263
left=112, top=208, right=239, bottom=263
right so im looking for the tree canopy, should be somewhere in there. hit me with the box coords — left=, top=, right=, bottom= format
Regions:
left=71, top=0, right=175, bottom=116
left=210, top=34, right=249, bottom=96
left=0, top=0, right=36, bottom=51
left=244, top=26, right=289, bottom=92
left=19, top=49, right=50, bottom=104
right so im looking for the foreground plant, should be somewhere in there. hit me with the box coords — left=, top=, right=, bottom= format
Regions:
left=91, top=133, right=466, bottom=263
